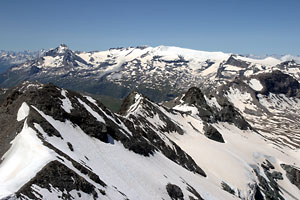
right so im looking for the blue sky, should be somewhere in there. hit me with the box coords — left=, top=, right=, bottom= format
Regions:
left=0, top=0, right=299, bottom=55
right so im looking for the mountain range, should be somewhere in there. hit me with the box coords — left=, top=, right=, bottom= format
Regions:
left=0, top=50, right=43, bottom=73
left=0, top=45, right=300, bottom=200
left=0, top=44, right=300, bottom=103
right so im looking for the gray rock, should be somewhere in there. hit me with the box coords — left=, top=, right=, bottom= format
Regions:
left=166, top=183, right=184, bottom=200
left=203, top=124, right=225, bottom=143
left=281, top=164, right=300, bottom=190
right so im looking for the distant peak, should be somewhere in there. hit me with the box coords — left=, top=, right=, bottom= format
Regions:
left=59, top=44, right=68, bottom=48
left=57, top=44, right=69, bottom=52
left=44, top=44, right=71, bottom=57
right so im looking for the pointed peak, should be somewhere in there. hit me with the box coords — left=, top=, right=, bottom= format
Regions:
left=59, top=43, right=68, bottom=48
left=180, top=87, right=209, bottom=108
left=56, top=44, right=70, bottom=53
left=183, top=87, right=204, bottom=100
left=44, top=44, right=72, bottom=57
left=118, top=91, right=144, bottom=116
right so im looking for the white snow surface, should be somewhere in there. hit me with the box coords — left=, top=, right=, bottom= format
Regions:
left=17, top=102, right=30, bottom=121
left=129, top=95, right=300, bottom=199
left=31, top=106, right=233, bottom=200
left=225, top=87, right=257, bottom=112
left=152, top=46, right=230, bottom=61
left=236, top=55, right=281, bottom=66
left=77, top=98, right=105, bottom=123
left=173, top=104, right=199, bottom=117
left=281, top=54, right=300, bottom=63
left=60, top=89, right=73, bottom=113
left=168, top=121, right=300, bottom=199
left=0, top=120, right=54, bottom=198
left=248, top=79, right=264, bottom=91
left=204, top=95, right=222, bottom=110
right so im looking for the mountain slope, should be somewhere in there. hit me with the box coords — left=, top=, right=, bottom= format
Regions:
left=216, top=70, right=300, bottom=150
left=0, top=82, right=228, bottom=200
left=127, top=80, right=300, bottom=200
left=0, top=78, right=300, bottom=199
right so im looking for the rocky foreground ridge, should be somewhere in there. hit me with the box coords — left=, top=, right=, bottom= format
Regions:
left=0, top=68, right=300, bottom=200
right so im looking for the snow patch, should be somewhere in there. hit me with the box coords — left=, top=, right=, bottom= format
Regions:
left=84, top=96, right=133, bottom=136
left=226, top=88, right=256, bottom=112
left=173, top=104, right=199, bottom=117
left=17, top=102, right=30, bottom=121
left=77, top=98, right=105, bottom=123
left=204, top=96, right=222, bottom=110
left=0, top=120, right=54, bottom=198
left=126, top=93, right=143, bottom=116
left=60, top=89, right=73, bottom=113
left=248, top=79, right=263, bottom=91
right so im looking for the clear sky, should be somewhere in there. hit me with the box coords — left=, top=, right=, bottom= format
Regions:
left=0, top=0, right=300, bottom=55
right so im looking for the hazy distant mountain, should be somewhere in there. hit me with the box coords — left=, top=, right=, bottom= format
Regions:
left=0, top=50, right=43, bottom=72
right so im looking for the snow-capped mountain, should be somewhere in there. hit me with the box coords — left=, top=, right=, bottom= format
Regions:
left=0, top=69, right=300, bottom=200
left=0, top=50, right=42, bottom=73
left=1, top=44, right=300, bottom=102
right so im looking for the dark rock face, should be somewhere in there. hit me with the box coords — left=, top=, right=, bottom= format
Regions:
left=276, top=60, right=300, bottom=70
left=17, top=161, right=100, bottom=199
left=216, top=103, right=251, bottom=130
left=261, top=160, right=275, bottom=171
left=166, top=183, right=184, bottom=200
left=0, top=94, right=24, bottom=163
left=182, top=87, right=207, bottom=107
left=281, top=164, right=300, bottom=190
left=186, top=184, right=204, bottom=200
left=254, top=169, right=284, bottom=200
left=181, top=87, right=214, bottom=122
left=254, top=185, right=264, bottom=200
left=203, top=124, right=224, bottom=143
left=225, top=55, right=250, bottom=68
left=257, top=70, right=300, bottom=97
left=254, top=160, right=285, bottom=200
left=0, top=88, right=10, bottom=104
left=181, top=87, right=251, bottom=130
left=120, top=92, right=184, bottom=135
left=221, top=182, right=235, bottom=195
left=29, top=65, right=41, bottom=75
left=118, top=91, right=139, bottom=115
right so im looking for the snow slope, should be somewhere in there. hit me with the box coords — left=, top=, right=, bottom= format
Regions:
left=0, top=83, right=237, bottom=200
left=122, top=89, right=300, bottom=200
